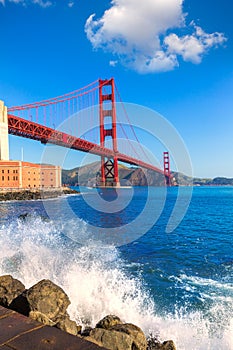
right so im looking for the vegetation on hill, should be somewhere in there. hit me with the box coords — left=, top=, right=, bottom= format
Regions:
left=62, top=162, right=233, bottom=187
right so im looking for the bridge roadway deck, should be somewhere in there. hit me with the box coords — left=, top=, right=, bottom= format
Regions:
left=7, top=114, right=164, bottom=175
left=0, top=306, right=106, bottom=350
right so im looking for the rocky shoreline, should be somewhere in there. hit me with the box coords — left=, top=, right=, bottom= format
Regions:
left=0, top=275, right=176, bottom=350
left=0, top=187, right=79, bottom=201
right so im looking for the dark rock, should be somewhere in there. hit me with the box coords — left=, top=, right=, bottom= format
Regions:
left=9, top=291, right=30, bottom=316
left=18, top=212, right=49, bottom=222
left=82, top=326, right=93, bottom=336
left=18, top=213, right=29, bottom=220
left=96, top=315, right=122, bottom=329
left=0, top=275, right=25, bottom=307
left=160, top=341, right=176, bottom=350
left=26, top=279, right=70, bottom=323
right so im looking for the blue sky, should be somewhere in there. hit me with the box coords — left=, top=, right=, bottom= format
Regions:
left=0, top=0, right=232, bottom=178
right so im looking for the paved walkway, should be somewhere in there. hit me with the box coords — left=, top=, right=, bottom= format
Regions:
left=0, top=306, right=106, bottom=350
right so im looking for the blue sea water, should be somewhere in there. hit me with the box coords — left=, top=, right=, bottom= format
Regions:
left=0, top=186, right=232, bottom=349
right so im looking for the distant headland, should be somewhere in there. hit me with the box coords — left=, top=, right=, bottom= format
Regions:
left=62, top=161, right=233, bottom=187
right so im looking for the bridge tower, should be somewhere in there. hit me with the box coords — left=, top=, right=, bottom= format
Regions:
left=0, top=100, right=9, bottom=160
left=163, top=151, right=171, bottom=186
left=99, top=78, right=120, bottom=187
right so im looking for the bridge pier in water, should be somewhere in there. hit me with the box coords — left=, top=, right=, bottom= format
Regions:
left=99, top=78, right=120, bottom=187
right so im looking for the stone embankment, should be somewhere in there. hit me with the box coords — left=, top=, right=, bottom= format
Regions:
left=0, top=187, right=79, bottom=201
left=0, top=275, right=176, bottom=350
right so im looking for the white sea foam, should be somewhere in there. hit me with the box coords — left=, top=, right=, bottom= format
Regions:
left=0, top=214, right=232, bottom=349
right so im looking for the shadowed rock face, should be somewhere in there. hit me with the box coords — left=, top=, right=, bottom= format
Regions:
left=0, top=275, right=25, bottom=307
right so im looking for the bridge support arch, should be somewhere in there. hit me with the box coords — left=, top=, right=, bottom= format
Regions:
left=99, top=79, right=120, bottom=187
left=0, top=100, right=9, bottom=160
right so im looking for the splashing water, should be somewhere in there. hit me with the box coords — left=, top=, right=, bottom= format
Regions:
left=0, top=213, right=232, bottom=349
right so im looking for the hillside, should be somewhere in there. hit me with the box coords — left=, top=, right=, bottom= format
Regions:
left=62, top=161, right=165, bottom=186
left=62, top=162, right=233, bottom=187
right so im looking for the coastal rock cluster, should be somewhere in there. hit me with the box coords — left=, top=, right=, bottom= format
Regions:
left=0, top=188, right=79, bottom=201
left=0, top=275, right=176, bottom=350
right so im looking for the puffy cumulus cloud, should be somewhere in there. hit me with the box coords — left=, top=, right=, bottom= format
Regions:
left=85, top=0, right=227, bottom=73
left=165, top=24, right=227, bottom=63
left=1, top=0, right=53, bottom=6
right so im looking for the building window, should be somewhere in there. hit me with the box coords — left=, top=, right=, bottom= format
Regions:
left=2, top=176, right=4, bottom=181
left=2, top=170, right=4, bottom=174
left=7, top=170, right=10, bottom=174
left=16, top=176, right=18, bottom=180
left=13, top=176, right=15, bottom=181
left=8, top=176, right=10, bottom=181
left=16, top=170, right=18, bottom=173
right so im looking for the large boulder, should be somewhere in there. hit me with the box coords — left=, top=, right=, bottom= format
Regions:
left=86, top=316, right=147, bottom=350
left=0, top=275, right=25, bottom=307
left=86, top=328, right=133, bottom=350
left=26, top=279, right=70, bottom=323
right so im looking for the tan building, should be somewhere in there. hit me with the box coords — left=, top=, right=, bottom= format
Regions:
left=0, top=160, right=61, bottom=189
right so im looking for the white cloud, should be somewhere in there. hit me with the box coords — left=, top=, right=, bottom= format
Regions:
left=85, top=0, right=227, bottom=73
left=32, top=0, right=52, bottom=8
left=2, top=0, right=53, bottom=6
left=165, top=24, right=227, bottom=63
left=109, top=60, right=118, bottom=67
left=68, top=1, right=74, bottom=8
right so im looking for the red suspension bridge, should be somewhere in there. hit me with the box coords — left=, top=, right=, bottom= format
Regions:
left=6, top=78, right=171, bottom=187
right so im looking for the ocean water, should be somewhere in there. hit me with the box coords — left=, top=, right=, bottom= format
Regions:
left=0, top=186, right=232, bottom=349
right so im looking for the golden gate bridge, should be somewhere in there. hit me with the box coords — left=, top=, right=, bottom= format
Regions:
left=5, top=78, right=171, bottom=186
